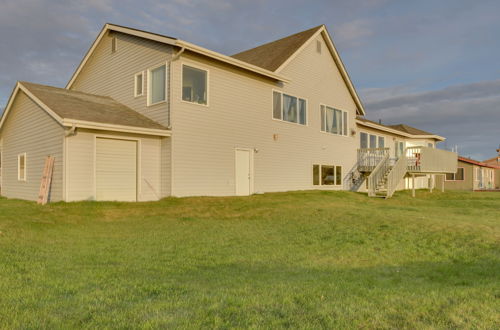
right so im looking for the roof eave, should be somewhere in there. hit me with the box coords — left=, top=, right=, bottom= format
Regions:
left=66, top=24, right=290, bottom=89
left=174, top=40, right=290, bottom=82
left=61, top=119, right=171, bottom=137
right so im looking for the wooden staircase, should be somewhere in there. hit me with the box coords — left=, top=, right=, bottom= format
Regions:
left=368, top=153, right=408, bottom=199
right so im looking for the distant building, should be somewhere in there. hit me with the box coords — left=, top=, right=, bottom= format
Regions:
left=436, top=156, right=499, bottom=191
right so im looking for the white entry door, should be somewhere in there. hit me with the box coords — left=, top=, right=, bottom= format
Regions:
left=235, top=149, right=251, bottom=196
left=96, top=138, right=137, bottom=201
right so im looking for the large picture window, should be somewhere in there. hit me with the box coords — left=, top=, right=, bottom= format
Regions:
left=446, top=168, right=464, bottom=181
left=148, top=64, right=167, bottom=105
left=313, top=164, right=342, bottom=186
left=272, top=91, right=306, bottom=125
left=182, top=65, right=208, bottom=105
left=320, top=105, right=348, bottom=136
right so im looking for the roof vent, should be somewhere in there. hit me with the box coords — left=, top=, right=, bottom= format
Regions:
left=316, top=40, right=322, bottom=54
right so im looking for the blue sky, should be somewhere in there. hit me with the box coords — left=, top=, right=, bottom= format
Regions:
left=1, top=0, right=499, bottom=159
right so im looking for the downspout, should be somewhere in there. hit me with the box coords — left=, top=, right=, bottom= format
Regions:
left=168, top=46, right=185, bottom=128
left=65, top=124, right=77, bottom=137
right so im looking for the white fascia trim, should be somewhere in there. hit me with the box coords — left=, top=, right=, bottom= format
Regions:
left=275, top=26, right=366, bottom=116
left=0, top=83, right=20, bottom=130
left=62, top=119, right=172, bottom=137
left=0, top=82, right=65, bottom=131
left=66, top=24, right=289, bottom=89
left=174, top=40, right=291, bottom=83
left=356, top=119, right=445, bottom=141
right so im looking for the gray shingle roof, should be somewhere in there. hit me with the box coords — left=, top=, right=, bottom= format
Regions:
left=21, top=82, right=167, bottom=131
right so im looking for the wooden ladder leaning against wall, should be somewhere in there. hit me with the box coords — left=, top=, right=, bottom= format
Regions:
left=37, top=156, right=55, bottom=205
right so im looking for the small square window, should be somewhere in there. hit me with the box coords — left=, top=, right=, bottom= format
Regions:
left=134, top=72, right=144, bottom=97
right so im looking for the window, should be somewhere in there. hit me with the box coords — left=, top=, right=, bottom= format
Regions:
left=320, top=105, right=348, bottom=136
left=313, top=164, right=342, bottom=186
left=313, top=165, right=320, bottom=185
left=273, top=91, right=306, bottom=125
left=360, top=132, right=368, bottom=149
left=378, top=136, right=385, bottom=148
left=148, top=64, right=167, bottom=105
left=111, top=36, right=117, bottom=53
left=369, top=134, right=377, bottom=148
left=134, top=72, right=144, bottom=97
left=428, top=143, right=434, bottom=148
left=446, top=168, right=464, bottom=181
left=18, top=153, right=26, bottom=181
left=360, top=132, right=385, bottom=148
left=182, top=65, right=208, bottom=105
left=395, top=141, right=405, bottom=157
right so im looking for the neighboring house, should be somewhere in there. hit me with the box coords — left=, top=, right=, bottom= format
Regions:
left=483, top=147, right=500, bottom=189
left=0, top=23, right=456, bottom=202
left=435, top=156, right=498, bottom=191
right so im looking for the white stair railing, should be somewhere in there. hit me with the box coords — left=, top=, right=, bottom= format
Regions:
left=386, top=152, right=408, bottom=198
left=367, top=153, right=390, bottom=197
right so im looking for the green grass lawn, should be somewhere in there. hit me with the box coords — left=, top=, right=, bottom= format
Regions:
left=0, top=190, right=499, bottom=329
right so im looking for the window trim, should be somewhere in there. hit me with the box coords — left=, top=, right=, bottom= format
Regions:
left=147, top=62, right=168, bottom=107
left=181, top=62, right=210, bottom=107
left=18, top=153, right=26, bottom=182
left=134, top=71, right=144, bottom=97
left=312, top=163, right=343, bottom=187
left=445, top=167, right=465, bottom=181
left=319, top=103, right=349, bottom=137
left=271, top=89, right=308, bottom=126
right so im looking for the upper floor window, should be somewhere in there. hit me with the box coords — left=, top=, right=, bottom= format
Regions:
left=321, top=105, right=348, bottom=136
left=395, top=141, right=405, bottom=157
left=18, top=153, right=26, bottom=181
left=182, top=65, right=208, bottom=105
left=148, top=64, right=167, bottom=106
left=273, top=91, right=306, bottom=125
left=134, top=72, right=144, bottom=97
left=360, top=132, right=385, bottom=148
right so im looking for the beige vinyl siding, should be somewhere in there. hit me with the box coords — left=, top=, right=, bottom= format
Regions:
left=65, top=129, right=165, bottom=201
left=70, top=32, right=173, bottom=127
left=169, top=34, right=359, bottom=197
left=0, top=91, right=64, bottom=201
left=435, top=161, right=474, bottom=190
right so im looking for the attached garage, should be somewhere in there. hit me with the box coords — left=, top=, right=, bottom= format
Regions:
left=96, top=138, right=138, bottom=201
left=0, top=82, right=171, bottom=202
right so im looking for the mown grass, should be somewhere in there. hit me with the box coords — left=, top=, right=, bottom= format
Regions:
left=0, top=190, right=499, bottom=329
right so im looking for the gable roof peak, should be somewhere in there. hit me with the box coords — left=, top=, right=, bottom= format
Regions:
left=231, top=25, right=324, bottom=72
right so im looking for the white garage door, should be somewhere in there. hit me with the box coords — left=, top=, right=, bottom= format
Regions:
left=96, top=138, right=137, bottom=201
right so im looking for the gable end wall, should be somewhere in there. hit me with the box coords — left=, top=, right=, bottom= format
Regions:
left=0, top=91, right=64, bottom=201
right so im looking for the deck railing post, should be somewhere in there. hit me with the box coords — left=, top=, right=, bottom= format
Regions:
left=412, top=174, right=415, bottom=197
